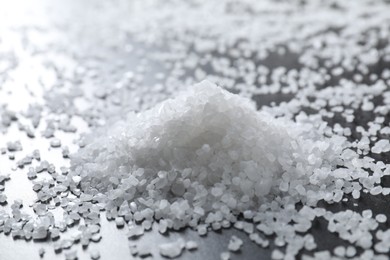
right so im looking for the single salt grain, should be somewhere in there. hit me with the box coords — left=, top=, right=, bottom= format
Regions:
left=50, top=228, right=60, bottom=239
left=91, top=234, right=102, bottom=242
left=159, top=239, right=185, bottom=258
left=371, top=140, right=390, bottom=154
left=115, top=217, right=125, bottom=228
left=61, top=239, right=74, bottom=249
left=50, top=138, right=61, bottom=148
left=352, top=190, right=360, bottom=199
left=142, top=220, right=152, bottom=230
left=90, top=250, right=100, bottom=259
left=0, top=193, right=7, bottom=203
left=346, top=246, right=356, bottom=257
left=138, top=244, right=152, bottom=257
left=370, top=186, right=382, bottom=195
left=39, top=248, right=45, bottom=258
left=186, top=241, right=198, bottom=250
left=129, top=245, right=138, bottom=256
left=220, top=252, right=230, bottom=260
left=7, top=141, right=22, bottom=152
left=334, top=246, right=345, bottom=257
left=362, top=209, right=373, bottom=218
left=197, top=225, right=207, bottom=236
left=376, top=214, right=387, bottom=223
left=271, top=249, right=284, bottom=259
left=158, top=220, right=168, bottom=234
left=65, top=250, right=77, bottom=260
left=228, top=236, right=243, bottom=252
left=32, top=226, right=48, bottom=240
left=127, top=225, right=144, bottom=238
left=62, top=146, right=70, bottom=158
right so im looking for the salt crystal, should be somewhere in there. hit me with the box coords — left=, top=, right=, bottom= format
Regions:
left=39, top=248, right=45, bottom=258
left=271, top=249, right=284, bottom=260
left=50, top=138, right=62, bottom=148
left=127, top=225, right=144, bottom=238
left=138, top=244, right=152, bottom=257
left=64, top=250, right=77, bottom=260
left=334, top=246, right=345, bottom=257
left=228, top=235, right=243, bottom=252
left=376, top=214, right=387, bottom=223
left=61, top=239, right=74, bottom=249
left=345, top=246, right=356, bottom=257
left=7, top=141, right=22, bottom=152
left=32, top=226, right=48, bottom=240
left=0, top=193, right=7, bottom=203
left=90, top=250, right=100, bottom=260
left=220, top=252, right=230, bottom=260
left=159, top=239, right=185, bottom=258
left=197, top=225, right=207, bottom=236
left=372, top=140, right=390, bottom=154
left=115, top=217, right=125, bottom=228
left=186, top=241, right=198, bottom=250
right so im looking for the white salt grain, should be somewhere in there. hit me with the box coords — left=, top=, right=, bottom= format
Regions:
left=39, top=248, right=45, bottom=258
left=345, top=246, right=356, bottom=257
left=50, top=138, right=62, bottom=148
left=372, top=140, right=390, bottom=154
left=65, top=250, right=78, bottom=260
left=32, top=227, right=48, bottom=240
left=271, top=249, right=284, bottom=260
left=228, top=235, right=243, bottom=252
left=115, top=217, right=125, bottom=228
left=186, top=241, right=198, bottom=250
left=159, top=239, right=185, bottom=258
left=220, top=252, right=230, bottom=260
left=90, top=250, right=100, bottom=260
left=127, top=224, right=144, bottom=238
left=0, top=194, right=7, bottom=203
left=137, top=244, right=152, bottom=257
left=376, top=214, right=387, bottom=223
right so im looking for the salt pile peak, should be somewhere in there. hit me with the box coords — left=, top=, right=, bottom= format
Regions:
left=71, top=80, right=341, bottom=224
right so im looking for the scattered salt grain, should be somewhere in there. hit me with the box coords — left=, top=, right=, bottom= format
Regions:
left=271, top=249, right=284, bottom=260
left=7, top=141, right=22, bottom=152
left=158, top=239, right=185, bottom=258
left=228, top=236, right=243, bottom=252
left=64, top=250, right=77, bottom=260
left=372, top=140, right=390, bottom=154
left=115, top=217, right=125, bottom=228
left=334, top=246, right=345, bottom=257
left=50, top=138, right=62, bottom=148
left=137, top=244, right=152, bottom=257
left=185, top=241, right=198, bottom=251
left=32, top=227, right=48, bottom=240
left=345, top=246, right=356, bottom=257
left=197, top=225, right=207, bottom=236
left=127, top=225, right=144, bottom=238
left=376, top=214, right=387, bottom=223
left=220, top=252, right=230, bottom=260
left=90, top=250, right=100, bottom=260
left=39, top=248, right=45, bottom=258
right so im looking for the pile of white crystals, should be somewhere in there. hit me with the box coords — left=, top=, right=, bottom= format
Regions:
left=71, top=80, right=345, bottom=232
